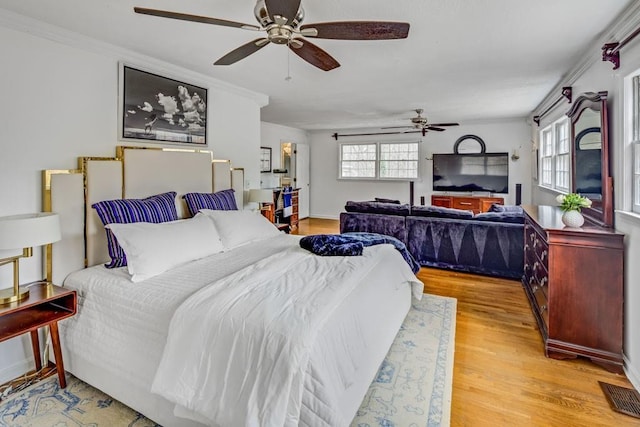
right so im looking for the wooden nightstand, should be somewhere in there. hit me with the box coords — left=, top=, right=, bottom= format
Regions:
left=0, top=282, right=77, bottom=388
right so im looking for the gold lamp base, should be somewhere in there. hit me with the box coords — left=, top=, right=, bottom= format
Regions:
left=0, top=285, right=30, bottom=305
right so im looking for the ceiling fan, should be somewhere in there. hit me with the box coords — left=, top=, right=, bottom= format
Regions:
left=382, top=109, right=460, bottom=135
left=332, top=109, right=459, bottom=139
left=134, top=0, right=410, bottom=71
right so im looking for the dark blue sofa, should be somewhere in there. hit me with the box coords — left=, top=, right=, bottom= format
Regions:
left=340, top=201, right=524, bottom=279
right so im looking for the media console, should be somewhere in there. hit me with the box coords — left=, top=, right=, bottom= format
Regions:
left=431, top=195, right=504, bottom=214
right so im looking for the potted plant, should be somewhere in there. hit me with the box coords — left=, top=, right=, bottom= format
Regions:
left=556, top=193, right=592, bottom=227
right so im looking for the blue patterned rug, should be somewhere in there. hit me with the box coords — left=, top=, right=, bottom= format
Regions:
left=351, top=294, right=456, bottom=427
left=0, top=294, right=456, bottom=427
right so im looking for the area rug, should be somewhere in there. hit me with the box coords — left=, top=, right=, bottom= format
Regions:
left=351, top=294, right=456, bottom=427
left=0, top=294, right=456, bottom=427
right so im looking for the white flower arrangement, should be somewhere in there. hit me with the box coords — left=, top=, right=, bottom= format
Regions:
left=556, top=193, right=592, bottom=212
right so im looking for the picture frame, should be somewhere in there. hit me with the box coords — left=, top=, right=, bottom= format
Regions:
left=120, top=65, right=208, bottom=145
left=260, top=147, right=272, bottom=172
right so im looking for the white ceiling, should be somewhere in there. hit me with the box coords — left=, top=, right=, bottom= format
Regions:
left=0, top=0, right=634, bottom=130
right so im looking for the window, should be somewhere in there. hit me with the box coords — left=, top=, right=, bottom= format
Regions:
left=632, top=75, right=640, bottom=213
left=339, top=142, right=419, bottom=179
left=555, top=120, right=570, bottom=192
left=340, top=144, right=376, bottom=178
left=539, top=117, right=570, bottom=192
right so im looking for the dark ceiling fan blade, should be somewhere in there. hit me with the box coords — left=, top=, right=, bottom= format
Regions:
left=428, top=122, right=459, bottom=127
left=300, top=21, right=410, bottom=40
left=264, top=0, right=301, bottom=24
left=425, top=126, right=446, bottom=132
left=289, top=40, right=340, bottom=71
left=214, top=39, right=270, bottom=65
left=134, top=7, right=261, bottom=30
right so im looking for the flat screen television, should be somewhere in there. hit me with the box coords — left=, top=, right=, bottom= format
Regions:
left=432, top=152, right=509, bottom=194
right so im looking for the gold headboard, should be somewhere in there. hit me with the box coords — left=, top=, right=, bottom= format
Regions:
left=43, top=146, right=244, bottom=284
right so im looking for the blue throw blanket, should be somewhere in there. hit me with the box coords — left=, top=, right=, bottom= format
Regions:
left=299, top=232, right=420, bottom=274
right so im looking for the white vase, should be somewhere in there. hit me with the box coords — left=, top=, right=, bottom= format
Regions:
left=562, top=210, right=584, bottom=228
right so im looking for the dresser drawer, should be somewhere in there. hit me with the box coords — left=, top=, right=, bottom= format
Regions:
left=432, top=196, right=452, bottom=208
left=452, top=197, right=480, bottom=211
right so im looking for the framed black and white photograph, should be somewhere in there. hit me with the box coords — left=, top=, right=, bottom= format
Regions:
left=120, top=65, right=207, bottom=145
left=260, top=147, right=272, bottom=172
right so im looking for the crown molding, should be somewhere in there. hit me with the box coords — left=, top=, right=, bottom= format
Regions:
left=532, top=1, right=640, bottom=116
left=0, top=8, right=269, bottom=107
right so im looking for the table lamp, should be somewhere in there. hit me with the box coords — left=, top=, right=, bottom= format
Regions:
left=249, top=189, right=274, bottom=211
left=0, top=213, right=61, bottom=305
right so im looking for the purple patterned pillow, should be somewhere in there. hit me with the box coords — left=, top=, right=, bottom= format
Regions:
left=344, top=201, right=411, bottom=216
left=410, top=205, right=474, bottom=220
left=182, top=189, right=238, bottom=216
left=474, top=211, right=524, bottom=224
left=92, top=192, right=178, bottom=268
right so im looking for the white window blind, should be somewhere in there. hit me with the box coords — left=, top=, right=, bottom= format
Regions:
left=339, top=142, right=419, bottom=180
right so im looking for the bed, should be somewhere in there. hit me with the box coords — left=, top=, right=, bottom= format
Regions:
left=44, top=146, right=422, bottom=426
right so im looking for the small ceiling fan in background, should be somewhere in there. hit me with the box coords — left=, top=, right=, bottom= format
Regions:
left=382, top=109, right=460, bottom=135
left=331, top=109, right=460, bottom=140
left=134, top=0, right=410, bottom=71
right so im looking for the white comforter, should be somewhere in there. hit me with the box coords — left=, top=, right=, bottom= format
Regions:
left=151, top=243, right=422, bottom=427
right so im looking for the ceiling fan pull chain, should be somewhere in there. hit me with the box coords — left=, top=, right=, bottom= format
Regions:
left=285, top=46, right=292, bottom=81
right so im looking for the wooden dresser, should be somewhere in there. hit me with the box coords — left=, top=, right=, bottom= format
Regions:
left=260, top=188, right=300, bottom=230
left=522, top=205, right=624, bottom=373
left=431, top=195, right=504, bottom=214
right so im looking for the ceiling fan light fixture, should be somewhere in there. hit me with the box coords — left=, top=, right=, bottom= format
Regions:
left=254, top=0, right=304, bottom=28
left=267, top=25, right=294, bottom=44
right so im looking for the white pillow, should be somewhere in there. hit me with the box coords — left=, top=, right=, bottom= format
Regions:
left=199, top=209, right=282, bottom=249
left=106, top=214, right=224, bottom=282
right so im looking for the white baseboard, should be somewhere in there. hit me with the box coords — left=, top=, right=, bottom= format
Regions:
left=0, top=357, right=35, bottom=385
left=624, top=354, right=640, bottom=391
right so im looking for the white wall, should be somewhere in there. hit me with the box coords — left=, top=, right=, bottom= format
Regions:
left=260, top=122, right=309, bottom=188
left=308, top=119, right=531, bottom=219
left=0, top=13, right=267, bottom=383
left=530, top=14, right=640, bottom=388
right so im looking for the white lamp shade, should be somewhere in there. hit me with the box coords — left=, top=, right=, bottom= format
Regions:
left=0, top=213, right=61, bottom=250
left=249, top=189, right=274, bottom=204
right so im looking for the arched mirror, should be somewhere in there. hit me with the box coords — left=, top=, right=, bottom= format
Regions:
left=567, top=91, right=613, bottom=227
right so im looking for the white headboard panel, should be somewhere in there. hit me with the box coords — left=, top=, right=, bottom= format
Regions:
left=122, top=147, right=213, bottom=218
left=85, top=158, right=124, bottom=267
left=212, top=159, right=232, bottom=192
left=45, top=146, right=245, bottom=282
left=231, top=168, right=245, bottom=209
left=44, top=170, right=84, bottom=285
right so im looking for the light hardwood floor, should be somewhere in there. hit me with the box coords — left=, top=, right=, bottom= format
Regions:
left=297, top=218, right=639, bottom=427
